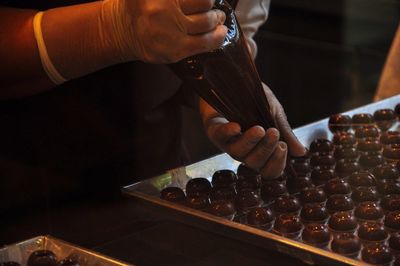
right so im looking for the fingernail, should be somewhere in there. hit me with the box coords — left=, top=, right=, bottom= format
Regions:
left=278, top=141, right=287, bottom=152
left=215, top=10, right=226, bottom=25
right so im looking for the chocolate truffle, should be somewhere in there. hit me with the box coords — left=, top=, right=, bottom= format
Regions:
left=377, top=179, right=400, bottom=195
left=362, top=244, right=393, bottom=265
left=299, top=187, right=327, bottom=204
left=273, top=195, right=301, bottom=214
left=309, top=139, right=334, bottom=154
left=237, top=164, right=260, bottom=179
left=332, top=132, right=357, bottom=148
left=354, top=201, right=384, bottom=221
left=235, top=190, right=262, bottom=214
left=373, top=164, right=399, bottom=180
left=358, top=221, right=388, bottom=242
left=355, top=125, right=381, bottom=139
left=384, top=210, right=400, bottom=231
left=331, top=233, right=361, bottom=257
left=324, top=178, right=351, bottom=196
left=381, top=194, right=400, bottom=212
left=328, top=114, right=352, bottom=133
left=57, top=259, right=80, bottom=266
left=185, top=194, right=210, bottom=210
left=246, top=207, right=274, bottom=230
left=311, top=168, right=335, bottom=186
left=286, top=176, right=314, bottom=194
left=273, top=214, right=303, bottom=238
left=328, top=211, right=358, bottom=232
left=352, top=113, right=374, bottom=129
left=334, top=160, right=360, bottom=178
left=209, top=200, right=236, bottom=219
left=333, top=147, right=359, bottom=161
left=326, top=194, right=355, bottom=213
left=357, top=138, right=383, bottom=154
left=374, top=108, right=396, bottom=131
left=27, top=250, right=57, bottom=266
left=210, top=187, right=236, bottom=202
left=212, top=169, right=237, bottom=188
left=300, top=203, right=329, bottom=223
left=236, top=177, right=260, bottom=192
left=348, top=171, right=376, bottom=187
left=161, top=187, right=186, bottom=203
left=310, top=154, right=336, bottom=168
left=383, top=144, right=400, bottom=162
left=381, top=131, right=400, bottom=146
left=186, top=178, right=212, bottom=197
left=291, top=161, right=311, bottom=176
left=359, top=154, right=384, bottom=169
left=389, top=233, right=400, bottom=252
left=302, top=224, right=331, bottom=247
left=260, top=181, right=287, bottom=204
left=352, top=187, right=379, bottom=203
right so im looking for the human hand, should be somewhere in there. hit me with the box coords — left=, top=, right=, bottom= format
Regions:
left=101, top=0, right=228, bottom=64
left=200, top=83, right=306, bottom=179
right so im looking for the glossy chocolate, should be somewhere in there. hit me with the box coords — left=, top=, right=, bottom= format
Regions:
left=332, top=132, right=357, bottom=148
left=246, top=206, right=274, bottom=226
left=235, top=190, right=262, bottom=214
left=57, top=259, right=80, bottom=266
left=326, top=194, right=355, bottom=213
left=384, top=210, right=400, bottom=230
left=310, top=154, right=336, bottom=168
left=237, top=164, right=260, bottom=179
left=185, top=194, right=211, bottom=210
left=354, top=201, right=384, bottom=221
left=358, top=221, right=388, bottom=242
left=383, top=144, right=400, bottom=161
left=286, top=176, right=314, bottom=194
left=334, top=160, right=360, bottom=178
left=212, top=169, right=237, bottom=188
left=309, top=139, right=334, bottom=154
left=359, top=154, right=384, bottom=169
left=273, top=195, right=301, bottom=214
left=210, top=187, right=236, bottom=202
left=27, top=250, right=57, bottom=266
left=381, top=131, right=400, bottom=145
left=354, top=125, right=380, bottom=139
left=333, top=147, right=358, bottom=161
left=377, top=179, right=400, bottom=195
left=328, top=114, right=352, bottom=133
left=274, top=214, right=303, bottom=234
left=351, top=187, right=379, bottom=203
left=352, top=113, right=374, bottom=129
left=373, top=164, right=399, bottom=180
left=160, top=187, right=186, bottom=203
left=361, top=243, right=393, bottom=265
left=209, top=200, right=236, bottom=217
left=324, top=178, right=351, bottom=196
left=186, top=178, right=212, bottom=197
left=328, top=211, right=358, bottom=232
left=389, top=232, right=400, bottom=251
left=260, top=181, right=287, bottom=203
left=381, top=194, right=400, bottom=212
left=301, top=224, right=331, bottom=246
left=311, top=168, right=335, bottom=186
left=348, top=171, right=376, bottom=187
left=331, top=233, right=361, bottom=256
left=374, top=108, right=396, bottom=131
left=300, top=203, right=329, bottom=222
left=299, top=187, right=327, bottom=204
left=357, top=138, right=382, bottom=154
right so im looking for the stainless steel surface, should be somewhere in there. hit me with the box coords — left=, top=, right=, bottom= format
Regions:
left=0, top=236, right=132, bottom=266
left=123, top=95, right=400, bottom=266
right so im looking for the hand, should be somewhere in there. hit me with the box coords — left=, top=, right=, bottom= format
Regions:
left=200, top=83, right=306, bottom=179
left=101, top=0, right=228, bottom=63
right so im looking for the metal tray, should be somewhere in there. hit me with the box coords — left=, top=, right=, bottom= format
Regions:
left=123, top=95, right=400, bottom=266
left=0, top=235, right=132, bottom=266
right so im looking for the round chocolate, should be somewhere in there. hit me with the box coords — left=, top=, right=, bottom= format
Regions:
left=324, top=178, right=351, bottom=196
left=210, top=187, right=236, bottom=202
left=359, top=154, right=384, bottom=169
left=273, top=195, right=301, bottom=214
left=326, top=194, right=355, bottom=213
left=209, top=200, right=236, bottom=218
left=380, top=131, right=400, bottom=145
left=260, top=181, right=287, bottom=203
left=309, top=139, right=334, bottom=154
left=355, top=125, right=381, bottom=139
left=333, top=147, right=358, bottom=161
left=274, top=214, right=303, bottom=234
left=302, top=224, right=331, bottom=246
left=236, top=177, right=260, bottom=192
left=291, top=161, right=311, bottom=176
left=310, top=154, right=336, bottom=168
left=358, top=221, right=388, bottom=242
left=348, top=171, right=376, bottom=187
left=246, top=207, right=274, bottom=226
left=237, top=164, right=260, bottom=179
left=212, top=169, right=237, bottom=188
left=354, top=201, right=384, bottom=221
left=377, top=179, right=400, bottom=195
left=331, top=233, right=361, bottom=256
left=352, top=113, right=374, bottom=129
left=57, top=259, right=80, bottom=266
left=286, top=176, right=314, bottom=194
left=384, top=210, right=400, bottom=230
left=374, top=108, right=396, bottom=131
left=299, top=187, right=327, bottom=204
left=373, top=164, right=399, bottom=180
left=328, top=114, right=352, bottom=133
left=362, top=243, right=393, bottom=265
left=332, top=132, right=357, bottom=148
left=311, top=168, right=335, bottom=186
left=383, top=144, right=400, bottom=161
left=300, top=203, right=329, bottom=222
left=235, top=190, right=262, bottom=214
left=186, top=178, right=212, bottom=197
left=328, top=211, right=358, bottom=232
left=357, top=138, right=382, bottom=154
left=389, top=232, right=400, bottom=251
left=351, top=187, right=379, bottom=203
left=27, top=250, right=57, bottom=266
left=160, top=187, right=186, bottom=203
left=334, top=160, right=360, bottom=178
left=185, top=194, right=210, bottom=210
left=381, top=194, right=400, bottom=212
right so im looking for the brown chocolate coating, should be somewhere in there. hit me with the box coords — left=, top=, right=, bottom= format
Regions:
left=355, top=125, right=381, bottom=139
left=358, top=221, right=388, bottom=242
left=302, top=224, right=331, bottom=246
left=326, top=194, right=355, bottom=213
left=359, top=154, right=384, bottom=169
left=291, top=161, right=311, bottom=176
left=374, top=108, right=396, bottom=131
left=236, top=177, right=260, bottom=192
left=334, top=160, right=360, bottom=178
left=186, top=178, right=212, bottom=197
left=328, top=211, right=357, bottom=231
left=373, top=164, right=399, bottom=180
left=362, top=244, right=393, bottom=265
left=328, top=114, right=352, bottom=133
left=286, top=176, right=314, bottom=194
left=310, top=154, right=336, bottom=168
left=354, top=201, right=384, bottom=221
left=357, top=138, right=382, bottom=154
left=246, top=207, right=274, bottom=226
left=260, top=181, right=287, bottom=203
left=210, top=187, right=236, bottom=202
left=348, top=171, right=376, bottom=187
left=383, top=144, right=400, bottom=161
left=57, top=259, right=80, bottom=266
left=212, top=169, right=237, bottom=188
left=384, top=210, right=400, bottom=230
left=389, top=232, right=400, bottom=251
left=273, top=195, right=301, bottom=214
left=209, top=200, right=236, bottom=217
left=381, top=194, right=400, bottom=212
left=185, top=194, right=211, bottom=210
left=161, top=187, right=186, bottom=203
left=352, top=113, right=374, bottom=129
left=299, top=187, right=327, bottom=204
left=27, top=250, right=57, bottom=266
left=333, top=147, right=359, bottom=161
left=380, top=131, right=400, bottom=145
left=332, top=132, right=357, bottom=148
left=324, top=178, right=351, bottom=196
left=311, top=168, right=335, bottom=186
left=300, top=203, right=329, bottom=222
left=376, top=179, right=400, bottom=195
left=237, top=164, right=260, bottom=179
left=235, top=190, right=262, bottom=214
left=331, top=233, right=361, bottom=255
left=352, top=187, right=379, bottom=203
left=309, top=138, right=334, bottom=154
left=274, top=214, right=303, bottom=234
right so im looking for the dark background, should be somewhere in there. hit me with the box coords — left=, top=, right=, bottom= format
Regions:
left=182, top=0, right=400, bottom=163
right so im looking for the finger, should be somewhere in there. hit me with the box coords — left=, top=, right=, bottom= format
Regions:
left=179, top=0, right=214, bottom=15
left=185, top=9, right=225, bottom=35
left=224, top=126, right=265, bottom=161
left=208, top=120, right=241, bottom=149
left=184, top=25, right=227, bottom=55
left=260, top=141, right=288, bottom=179
left=242, top=128, right=280, bottom=170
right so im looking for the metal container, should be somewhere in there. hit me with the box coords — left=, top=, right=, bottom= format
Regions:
left=123, top=95, right=400, bottom=266
left=0, top=235, right=132, bottom=266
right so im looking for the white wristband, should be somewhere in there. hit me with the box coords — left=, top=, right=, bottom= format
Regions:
left=33, top=12, right=67, bottom=85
